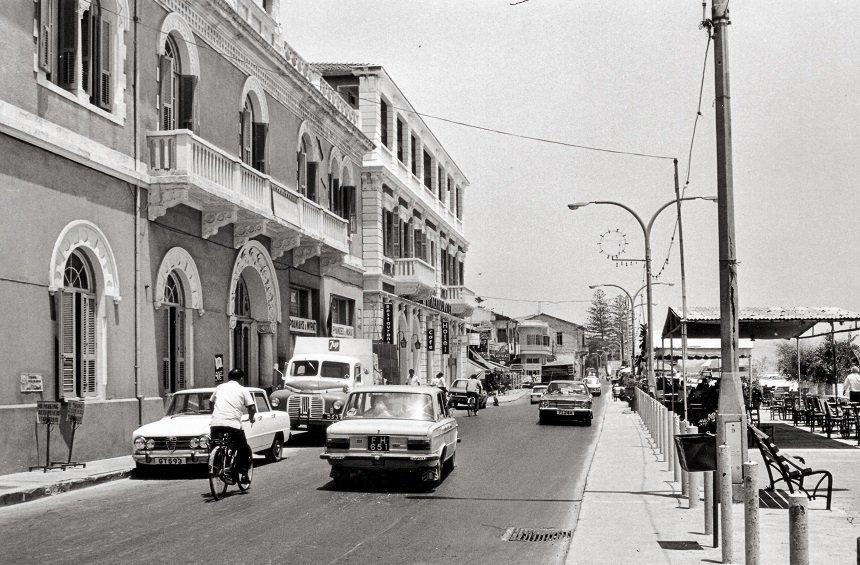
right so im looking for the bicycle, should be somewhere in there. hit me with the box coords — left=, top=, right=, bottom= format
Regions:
left=466, top=395, right=478, bottom=417
left=208, top=432, right=253, bottom=500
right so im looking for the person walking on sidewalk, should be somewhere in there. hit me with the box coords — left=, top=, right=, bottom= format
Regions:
left=843, top=365, right=860, bottom=402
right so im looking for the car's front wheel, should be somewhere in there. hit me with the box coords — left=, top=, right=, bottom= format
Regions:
left=442, top=450, right=455, bottom=475
left=266, top=436, right=283, bottom=463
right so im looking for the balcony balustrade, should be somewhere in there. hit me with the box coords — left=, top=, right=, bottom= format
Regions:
left=441, top=285, right=477, bottom=316
left=146, top=129, right=348, bottom=264
left=393, top=257, right=437, bottom=299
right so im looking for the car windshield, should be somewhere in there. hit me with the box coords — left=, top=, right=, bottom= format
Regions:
left=585, top=377, right=600, bottom=385
left=320, top=361, right=350, bottom=379
left=533, top=387, right=548, bottom=393
left=546, top=382, right=588, bottom=396
left=451, top=379, right=468, bottom=388
left=291, top=360, right=318, bottom=376
left=166, top=393, right=213, bottom=416
left=342, top=391, right=436, bottom=421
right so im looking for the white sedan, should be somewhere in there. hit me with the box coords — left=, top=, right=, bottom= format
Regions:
left=320, top=385, right=458, bottom=486
left=530, top=385, right=548, bottom=404
left=132, top=387, right=291, bottom=470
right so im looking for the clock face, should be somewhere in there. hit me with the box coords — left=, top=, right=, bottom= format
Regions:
left=599, top=229, right=628, bottom=259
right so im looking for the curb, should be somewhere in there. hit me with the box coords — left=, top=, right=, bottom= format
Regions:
left=493, top=390, right=530, bottom=404
left=0, top=468, right=133, bottom=508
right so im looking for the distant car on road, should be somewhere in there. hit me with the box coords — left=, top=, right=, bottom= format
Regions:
left=320, top=385, right=458, bottom=486
left=584, top=376, right=602, bottom=396
left=447, top=378, right=488, bottom=410
left=530, top=385, right=548, bottom=404
left=132, top=388, right=290, bottom=471
left=538, top=380, right=593, bottom=426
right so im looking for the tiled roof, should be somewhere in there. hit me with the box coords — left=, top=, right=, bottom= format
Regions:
left=680, top=306, right=860, bottom=322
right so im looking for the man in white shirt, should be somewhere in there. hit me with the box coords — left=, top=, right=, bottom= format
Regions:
left=843, top=365, right=860, bottom=403
left=465, top=374, right=482, bottom=413
left=408, top=369, right=421, bottom=386
left=432, top=372, right=448, bottom=405
left=209, top=369, right=257, bottom=478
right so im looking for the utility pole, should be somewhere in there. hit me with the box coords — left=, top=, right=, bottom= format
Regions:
left=673, top=160, right=690, bottom=420
left=712, top=0, right=747, bottom=498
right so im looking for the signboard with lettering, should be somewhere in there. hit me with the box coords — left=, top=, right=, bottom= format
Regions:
left=328, top=339, right=341, bottom=352
left=67, top=400, right=85, bottom=423
left=382, top=303, right=394, bottom=344
left=36, top=401, right=61, bottom=425
left=426, top=328, right=435, bottom=351
left=19, top=373, right=44, bottom=393
left=441, top=321, right=450, bottom=355
left=290, top=317, right=318, bottom=334
left=214, top=354, right=224, bottom=383
left=331, top=323, right=355, bottom=339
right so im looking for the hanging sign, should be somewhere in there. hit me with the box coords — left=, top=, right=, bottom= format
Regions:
left=36, top=401, right=61, bottom=425
left=19, top=373, right=44, bottom=393
left=331, top=323, right=355, bottom=338
left=214, top=354, right=224, bottom=383
left=382, top=303, right=394, bottom=344
left=426, top=328, right=435, bottom=351
left=441, top=321, right=450, bottom=355
left=289, top=317, right=318, bottom=334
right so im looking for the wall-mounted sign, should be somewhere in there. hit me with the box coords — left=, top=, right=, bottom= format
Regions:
left=331, top=323, right=355, bottom=339
left=426, top=328, right=435, bottom=351
left=36, top=401, right=61, bottom=425
left=468, top=333, right=481, bottom=346
left=214, top=354, right=224, bottom=383
left=67, top=400, right=85, bottom=423
left=382, top=303, right=394, bottom=344
left=19, top=373, right=44, bottom=393
left=417, top=297, right=452, bottom=315
left=441, top=321, right=450, bottom=355
left=290, top=317, right=318, bottom=334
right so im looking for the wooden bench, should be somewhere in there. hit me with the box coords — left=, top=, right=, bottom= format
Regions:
left=748, top=424, right=833, bottom=510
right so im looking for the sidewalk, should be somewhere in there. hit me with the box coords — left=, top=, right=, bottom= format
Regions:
left=566, top=401, right=859, bottom=564
left=492, top=389, right=530, bottom=404
left=0, top=456, right=134, bottom=508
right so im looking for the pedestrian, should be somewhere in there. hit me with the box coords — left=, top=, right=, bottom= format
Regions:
left=408, top=369, right=421, bottom=386
left=843, top=365, right=860, bottom=403
left=432, top=372, right=448, bottom=405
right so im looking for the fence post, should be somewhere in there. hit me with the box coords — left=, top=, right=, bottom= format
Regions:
left=704, top=465, right=714, bottom=534
left=788, top=493, right=809, bottom=565
left=688, top=425, right=700, bottom=509
left=680, top=420, right=689, bottom=498
left=719, top=444, right=734, bottom=563
left=744, top=461, right=760, bottom=565
left=673, top=415, right=681, bottom=482
left=666, top=406, right=674, bottom=470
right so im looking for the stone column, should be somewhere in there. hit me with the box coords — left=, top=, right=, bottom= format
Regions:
left=258, top=322, right=276, bottom=390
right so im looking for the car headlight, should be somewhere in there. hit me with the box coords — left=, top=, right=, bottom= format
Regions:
left=134, top=436, right=146, bottom=450
left=540, top=400, right=549, bottom=408
left=198, top=435, right=209, bottom=450
left=271, top=397, right=280, bottom=408
left=145, top=439, right=155, bottom=450
left=189, top=437, right=199, bottom=449
left=333, top=400, right=343, bottom=411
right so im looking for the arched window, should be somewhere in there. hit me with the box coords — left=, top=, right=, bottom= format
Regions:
left=160, top=272, right=187, bottom=393
left=233, top=276, right=252, bottom=376
left=159, top=36, right=183, bottom=130
left=240, top=95, right=267, bottom=172
left=297, top=138, right=317, bottom=201
left=59, top=250, right=97, bottom=398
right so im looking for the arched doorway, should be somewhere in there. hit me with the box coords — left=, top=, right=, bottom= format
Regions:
left=232, top=275, right=253, bottom=378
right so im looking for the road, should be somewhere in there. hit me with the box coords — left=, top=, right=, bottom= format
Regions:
left=0, top=387, right=609, bottom=564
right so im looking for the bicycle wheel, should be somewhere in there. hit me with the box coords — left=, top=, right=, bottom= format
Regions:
left=468, top=397, right=477, bottom=416
left=208, top=446, right=229, bottom=500
left=237, top=453, right=253, bottom=492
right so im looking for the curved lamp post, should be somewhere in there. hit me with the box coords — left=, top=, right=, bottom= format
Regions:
left=570, top=196, right=717, bottom=392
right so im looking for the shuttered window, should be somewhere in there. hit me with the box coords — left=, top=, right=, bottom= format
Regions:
left=161, top=272, right=187, bottom=394
left=59, top=250, right=97, bottom=400
left=240, top=100, right=253, bottom=166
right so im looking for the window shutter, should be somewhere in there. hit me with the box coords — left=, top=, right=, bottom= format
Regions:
left=58, top=291, right=77, bottom=400
left=252, top=123, right=267, bottom=173
left=81, top=294, right=97, bottom=396
left=159, top=55, right=175, bottom=130
left=81, top=12, right=91, bottom=95
left=57, top=0, right=76, bottom=89
left=97, top=18, right=111, bottom=110
left=178, top=75, right=197, bottom=131
left=162, top=358, right=171, bottom=391
left=346, top=186, right=357, bottom=234
left=240, top=109, right=252, bottom=165
left=306, top=162, right=317, bottom=202
left=393, top=218, right=401, bottom=258
left=162, top=309, right=171, bottom=391
left=38, top=0, right=55, bottom=73
left=175, top=309, right=186, bottom=390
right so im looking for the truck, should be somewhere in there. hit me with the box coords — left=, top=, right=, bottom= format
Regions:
left=269, top=337, right=380, bottom=433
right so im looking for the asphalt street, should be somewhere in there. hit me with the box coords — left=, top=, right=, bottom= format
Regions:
left=0, top=386, right=609, bottom=564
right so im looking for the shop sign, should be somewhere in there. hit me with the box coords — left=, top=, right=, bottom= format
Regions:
left=331, top=323, right=355, bottom=339
left=426, top=328, right=435, bottom=351
left=417, top=296, right=452, bottom=315
left=328, top=339, right=341, bottom=352
left=290, top=317, right=318, bottom=334
left=19, top=373, right=43, bottom=393
left=441, top=321, right=449, bottom=354
left=214, top=354, right=224, bottom=383
left=36, top=401, right=61, bottom=425
left=467, top=333, right=481, bottom=346
left=382, top=303, right=394, bottom=343
left=67, top=400, right=85, bottom=423
left=479, top=330, right=491, bottom=352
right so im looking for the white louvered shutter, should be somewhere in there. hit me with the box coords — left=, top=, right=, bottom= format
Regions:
left=38, top=0, right=55, bottom=73
left=241, top=109, right=252, bottom=165
left=81, top=13, right=91, bottom=95
left=159, top=55, right=174, bottom=130
left=81, top=294, right=97, bottom=396
left=97, top=18, right=111, bottom=110
left=176, top=309, right=186, bottom=390
left=59, top=291, right=77, bottom=400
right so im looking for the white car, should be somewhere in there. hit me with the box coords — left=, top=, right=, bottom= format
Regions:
left=584, top=377, right=602, bottom=396
left=320, top=385, right=458, bottom=485
left=530, top=385, right=548, bottom=404
left=132, top=387, right=291, bottom=470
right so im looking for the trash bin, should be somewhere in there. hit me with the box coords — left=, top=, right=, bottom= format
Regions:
left=674, top=433, right=717, bottom=472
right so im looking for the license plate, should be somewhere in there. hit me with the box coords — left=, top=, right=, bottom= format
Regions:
left=368, top=436, right=389, bottom=452
left=558, top=409, right=576, bottom=416
left=154, top=457, right=185, bottom=465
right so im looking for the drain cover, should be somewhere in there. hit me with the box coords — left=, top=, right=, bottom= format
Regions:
left=502, top=528, right=572, bottom=542
left=657, top=541, right=703, bottom=550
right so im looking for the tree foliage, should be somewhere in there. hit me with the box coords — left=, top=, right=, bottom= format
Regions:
left=585, top=289, right=612, bottom=353
left=775, top=335, right=860, bottom=383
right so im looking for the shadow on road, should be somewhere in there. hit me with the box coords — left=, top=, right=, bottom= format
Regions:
left=405, top=495, right=582, bottom=503
left=131, top=456, right=283, bottom=480
left=286, top=430, right=325, bottom=448
left=317, top=473, right=439, bottom=494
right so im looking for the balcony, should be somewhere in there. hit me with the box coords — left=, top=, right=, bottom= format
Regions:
left=519, top=342, right=552, bottom=356
left=441, top=285, right=477, bottom=316
left=393, top=258, right=436, bottom=299
left=146, top=130, right=348, bottom=265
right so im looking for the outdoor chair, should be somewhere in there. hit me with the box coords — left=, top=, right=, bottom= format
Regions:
left=746, top=405, right=760, bottom=427
left=749, top=424, right=833, bottom=510
left=804, top=396, right=826, bottom=431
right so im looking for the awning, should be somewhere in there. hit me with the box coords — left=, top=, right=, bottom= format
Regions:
left=661, top=306, right=860, bottom=340
left=468, top=348, right=509, bottom=372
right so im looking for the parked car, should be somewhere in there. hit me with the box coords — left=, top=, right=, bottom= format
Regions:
left=538, top=380, right=593, bottom=425
left=320, top=386, right=458, bottom=486
left=132, top=387, right=290, bottom=471
left=530, top=385, right=549, bottom=404
left=447, top=378, right=488, bottom=409
left=584, top=376, right=602, bottom=396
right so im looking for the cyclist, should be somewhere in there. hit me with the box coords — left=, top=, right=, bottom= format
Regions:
left=432, top=372, right=448, bottom=406
left=465, top=373, right=481, bottom=414
left=209, top=368, right=256, bottom=482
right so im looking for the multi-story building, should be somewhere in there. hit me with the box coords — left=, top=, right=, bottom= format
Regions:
left=0, top=0, right=372, bottom=473
left=317, top=64, right=474, bottom=386
left=521, top=313, right=587, bottom=360
left=516, top=319, right=552, bottom=382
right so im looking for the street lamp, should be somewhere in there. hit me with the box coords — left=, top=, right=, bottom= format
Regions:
left=589, top=281, right=674, bottom=371
left=570, top=196, right=717, bottom=392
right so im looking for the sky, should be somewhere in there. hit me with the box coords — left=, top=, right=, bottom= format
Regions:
left=281, top=1, right=860, bottom=365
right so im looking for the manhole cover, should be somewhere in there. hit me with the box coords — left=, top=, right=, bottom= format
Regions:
left=502, top=527, right=572, bottom=542
left=657, top=540, right=703, bottom=550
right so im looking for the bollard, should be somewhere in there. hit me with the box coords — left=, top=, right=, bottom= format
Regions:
left=719, top=444, right=734, bottom=564
left=744, top=461, right=760, bottom=565
left=688, top=425, right=700, bottom=509
left=680, top=420, right=689, bottom=498
left=704, top=466, right=714, bottom=535
left=667, top=407, right=674, bottom=471
left=673, top=415, right=681, bottom=482
left=788, top=493, right=809, bottom=565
